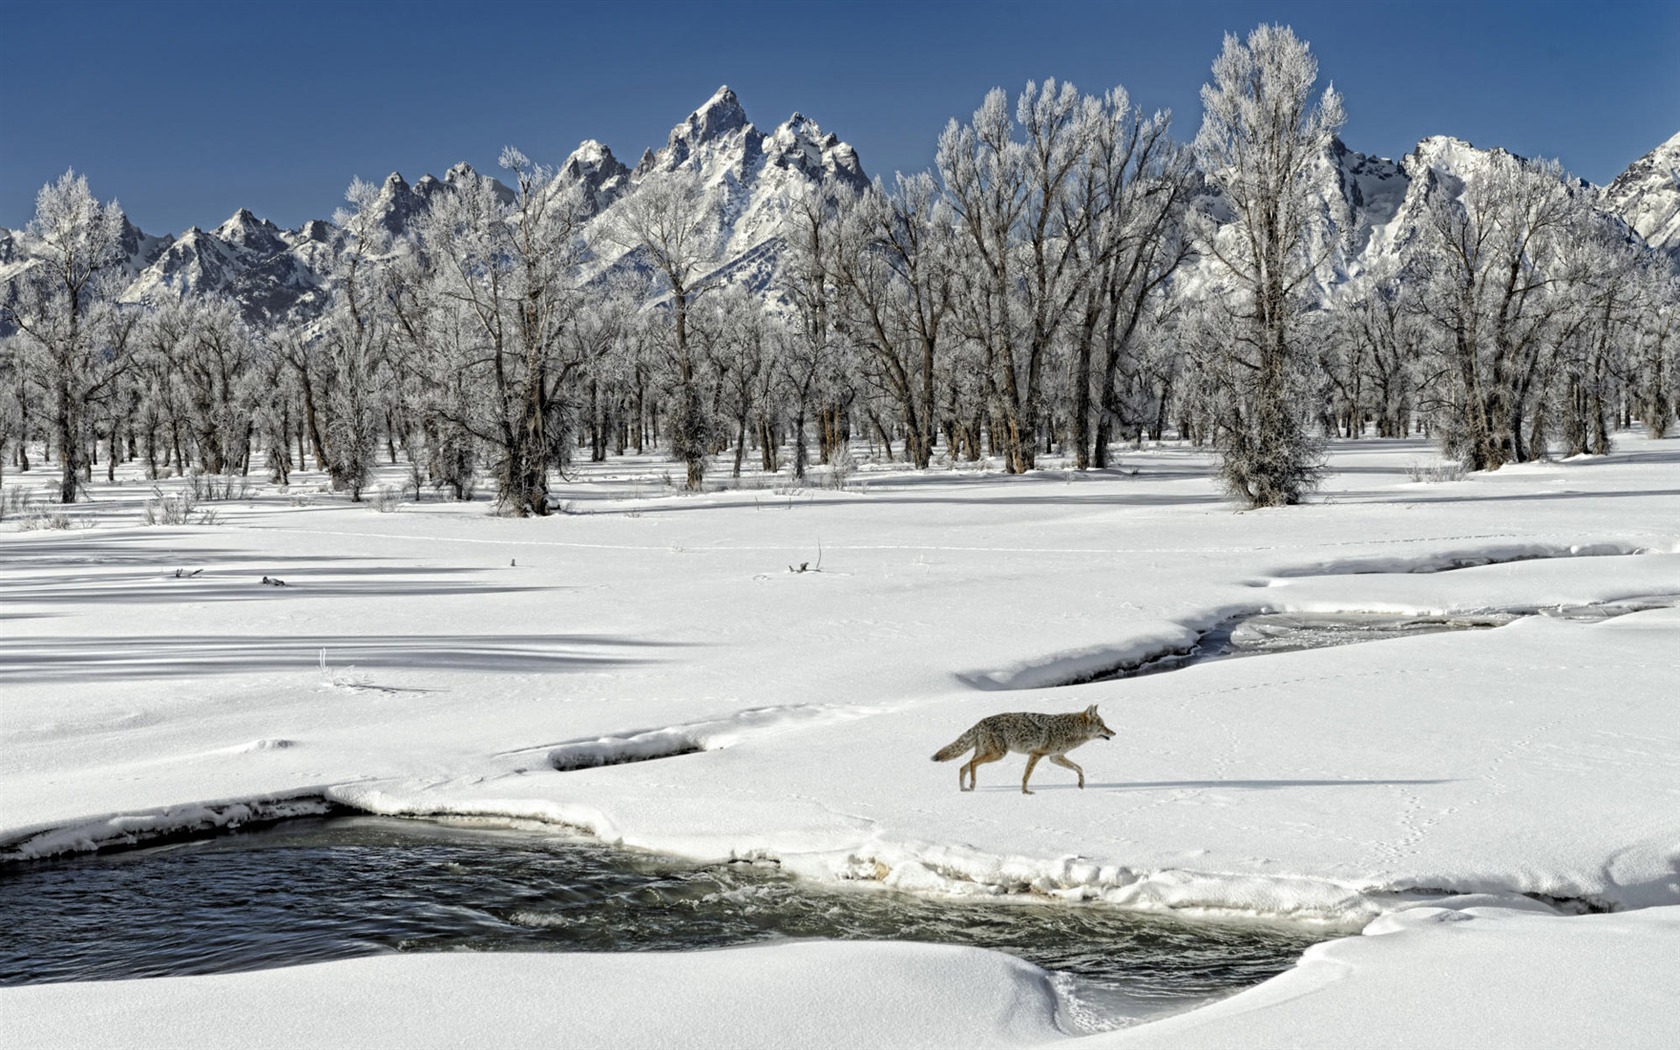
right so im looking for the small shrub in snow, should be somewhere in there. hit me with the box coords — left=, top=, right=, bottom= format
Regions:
left=1, top=484, right=35, bottom=521
left=186, top=473, right=251, bottom=502
left=18, top=504, right=89, bottom=531
left=373, top=485, right=402, bottom=513
left=1407, top=461, right=1468, bottom=484
left=824, top=447, right=858, bottom=491
left=143, top=486, right=198, bottom=525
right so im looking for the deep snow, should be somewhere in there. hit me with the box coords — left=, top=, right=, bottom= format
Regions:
left=3, top=435, right=1677, bottom=1045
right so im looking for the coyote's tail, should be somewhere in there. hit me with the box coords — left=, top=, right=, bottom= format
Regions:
left=932, top=726, right=976, bottom=762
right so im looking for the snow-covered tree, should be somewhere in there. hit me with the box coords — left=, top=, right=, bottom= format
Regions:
left=1406, top=154, right=1581, bottom=469
left=938, top=81, right=1095, bottom=473
left=825, top=175, right=955, bottom=468
left=0, top=170, right=135, bottom=502
left=1194, top=25, right=1345, bottom=506
left=403, top=151, right=591, bottom=515
left=1326, top=260, right=1424, bottom=438
left=315, top=177, right=397, bottom=500
left=1067, top=91, right=1194, bottom=467
left=603, top=171, right=718, bottom=489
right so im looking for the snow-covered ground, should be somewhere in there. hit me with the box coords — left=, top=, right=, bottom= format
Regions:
left=4, top=435, right=1678, bottom=1046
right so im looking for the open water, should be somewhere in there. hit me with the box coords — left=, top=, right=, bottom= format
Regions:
left=0, top=815, right=1324, bottom=1028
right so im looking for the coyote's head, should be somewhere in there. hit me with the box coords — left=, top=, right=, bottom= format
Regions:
left=1083, top=704, right=1115, bottom=740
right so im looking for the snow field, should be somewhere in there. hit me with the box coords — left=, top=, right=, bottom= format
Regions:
left=3, top=435, right=1679, bottom=1045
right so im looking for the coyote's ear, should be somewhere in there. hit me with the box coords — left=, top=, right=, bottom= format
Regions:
left=1085, top=704, right=1098, bottom=717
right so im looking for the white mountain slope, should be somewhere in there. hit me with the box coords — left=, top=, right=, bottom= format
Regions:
left=587, top=85, right=869, bottom=290
left=1602, top=129, right=1680, bottom=259
left=119, top=209, right=325, bottom=322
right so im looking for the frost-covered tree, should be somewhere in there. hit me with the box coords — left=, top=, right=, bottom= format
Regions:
left=1194, top=25, right=1345, bottom=506
left=689, top=285, right=770, bottom=477
left=0, top=345, right=21, bottom=500
left=1550, top=225, right=1649, bottom=457
left=316, top=177, right=396, bottom=500
left=179, top=293, right=259, bottom=474
left=939, top=81, right=1096, bottom=473
left=1326, top=260, right=1425, bottom=438
left=403, top=151, right=590, bottom=515
left=0, top=170, right=135, bottom=502
left=1067, top=92, right=1194, bottom=467
left=1632, top=268, right=1678, bottom=439
left=1407, top=154, right=1581, bottom=469
left=825, top=175, right=954, bottom=468
left=603, top=171, right=718, bottom=489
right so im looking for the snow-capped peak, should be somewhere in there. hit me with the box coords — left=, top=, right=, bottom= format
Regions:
left=214, top=208, right=282, bottom=251
left=690, top=85, right=749, bottom=140
left=567, top=139, right=613, bottom=166
left=662, top=85, right=753, bottom=163
left=560, top=140, right=631, bottom=216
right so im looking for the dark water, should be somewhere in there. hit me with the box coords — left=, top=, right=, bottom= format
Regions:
left=0, top=815, right=1322, bottom=1028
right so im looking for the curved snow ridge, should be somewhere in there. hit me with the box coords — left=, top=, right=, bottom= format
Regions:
left=0, top=792, right=342, bottom=863
left=543, top=703, right=888, bottom=771
left=323, top=784, right=625, bottom=843
left=955, top=621, right=1207, bottom=691
left=1270, top=540, right=1658, bottom=578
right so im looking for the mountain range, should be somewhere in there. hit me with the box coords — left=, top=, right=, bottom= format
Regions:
left=1, top=87, right=1675, bottom=329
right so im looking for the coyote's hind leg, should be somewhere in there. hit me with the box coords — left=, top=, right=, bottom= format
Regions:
left=961, top=743, right=1006, bottom=791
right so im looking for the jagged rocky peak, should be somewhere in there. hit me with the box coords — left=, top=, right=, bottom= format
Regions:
left=370, top=171, right=426, bottom=233
left=684, top=85, right=751, bottom=144
left=766, top=112, right=868, bottom=191
left=657, top=85, right=757, bottom=170
left=214, top=208, right=284, bottom=252
left=118, top=216, right=173, bottom=273
left=296, top=219, right=334, bottom=243
left=561, top=140, right=632, bottom=215
left=439, top=162, right=515, bottom=204
left=562, top=139, right=629, bottom=181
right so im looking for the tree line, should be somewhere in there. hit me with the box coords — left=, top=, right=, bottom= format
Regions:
left=3, top=26, right=1675, bottom=515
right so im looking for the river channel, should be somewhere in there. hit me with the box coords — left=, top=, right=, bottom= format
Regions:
left=0, top=814, right=1324, bottom=1029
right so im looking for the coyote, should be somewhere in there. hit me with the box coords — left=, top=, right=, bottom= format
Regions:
left=932, top=705, right=1114, bottom=794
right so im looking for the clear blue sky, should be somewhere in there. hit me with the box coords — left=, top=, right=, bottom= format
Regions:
left=2, top=0, right=1675, bottom=236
